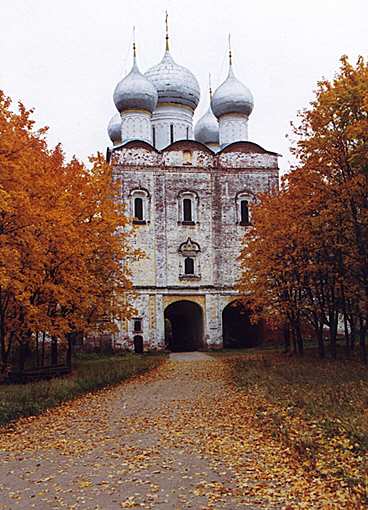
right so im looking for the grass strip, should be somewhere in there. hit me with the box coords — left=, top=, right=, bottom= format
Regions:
left=0, top=353, right=165, bottom=426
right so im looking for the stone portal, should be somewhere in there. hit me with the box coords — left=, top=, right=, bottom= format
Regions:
left=222, top=300, right=262, bottom=348
left=164, top=300, right=203, bottom=352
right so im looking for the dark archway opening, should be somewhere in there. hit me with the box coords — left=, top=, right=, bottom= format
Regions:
left=164, top=300, right=203, bottom=352
left=222, top=301, right=262, bottom=348
left=133, top=335, right=144, bottom=354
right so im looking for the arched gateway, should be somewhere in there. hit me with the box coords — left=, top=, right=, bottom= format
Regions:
left=222, top=300, right=262, bottom=348
left=164, top=300, right=203, bottom=352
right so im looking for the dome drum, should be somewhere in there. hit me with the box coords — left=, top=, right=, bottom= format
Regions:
left=151, top=103, right=194, bottom=150
left=121, top=110, right=153, bottom=145
left=219, top=113, right=249, bottom=146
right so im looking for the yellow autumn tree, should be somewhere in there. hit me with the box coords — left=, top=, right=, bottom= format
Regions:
left=238, top=56, right=368, bottom=361
left=0, top=91, right=139, bottom=371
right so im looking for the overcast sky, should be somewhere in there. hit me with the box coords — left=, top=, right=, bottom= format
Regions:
left=1, top=0, right=367, bottom=172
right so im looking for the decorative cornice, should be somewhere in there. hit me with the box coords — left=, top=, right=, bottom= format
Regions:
left=113, top=164, right=279, bottom=174
left=154, top=102, right=194, bottom=112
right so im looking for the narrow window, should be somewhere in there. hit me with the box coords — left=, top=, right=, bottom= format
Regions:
left=240, top=200, right=249, bottom=225
left=134, top=197, right=144, bottom=221
left=170, top=124, right=174, bottom=144
left=186, top=127, right=189, bottom=140
left=152, top=126, right=156, bottom=148
left=133, top=318, right=142, bottom=333
left=183, top=198, right=192, bottom=222
left=184, top=257, right=194, bottom=275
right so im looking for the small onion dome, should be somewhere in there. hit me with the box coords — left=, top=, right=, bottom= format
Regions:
left=194, top=106, right=219, bottom=145
left=145, top=50, right=200, bottom=110
left=113, top=59, right=158, bottom=113
left=211, top=66, right=254, bottom=118
left=107, top=113, right=122, bottom=144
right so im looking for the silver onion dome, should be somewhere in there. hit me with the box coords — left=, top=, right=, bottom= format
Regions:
left=107, top=113, right=122, bottom=145
left=113, top=58, right=158, bottom=113
left=194, top=106, right=219, bottom=145
left=145, top=50, right=200, bottom=110
left=211, top=66, right=254, bottom=118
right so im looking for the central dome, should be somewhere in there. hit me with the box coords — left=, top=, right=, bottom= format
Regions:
left=145, top=51, right=200, bottom=110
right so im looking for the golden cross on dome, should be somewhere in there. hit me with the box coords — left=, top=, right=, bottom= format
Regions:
left=165, top=10, right=170, bottom=51
left=133, top=26, right=136, bottom=58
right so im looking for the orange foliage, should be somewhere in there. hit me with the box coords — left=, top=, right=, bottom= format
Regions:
left=238, top=56, right=368, bottom=360
left=0, top=92, right=140, bottom=367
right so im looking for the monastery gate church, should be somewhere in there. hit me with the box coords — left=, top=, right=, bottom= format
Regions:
left=106, top=23, right=279, bottom=352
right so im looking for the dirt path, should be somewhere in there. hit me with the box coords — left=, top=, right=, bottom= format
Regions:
left=0, top=357, right=298, bottom=509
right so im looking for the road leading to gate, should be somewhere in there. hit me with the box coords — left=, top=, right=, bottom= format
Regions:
left=169, top=351, right=213, bottom=361
left=0, top=356, right=307, bottom=509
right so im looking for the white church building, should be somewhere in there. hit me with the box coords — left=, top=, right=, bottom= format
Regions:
left=107, top=23, right=279, bottom=352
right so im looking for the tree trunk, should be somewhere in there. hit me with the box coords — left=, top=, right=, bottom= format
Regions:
left=350, top=316, right=357, bottom=352
left=290, top=324, right=297, bottom=354
left=296, top=322, right=304, bottom=356
left=329, top=313, right=338, bottom=359
left=283, top=324, right=290, bottom=353
left=359, top=317, right=367, bottom=365
left=35, top=331, right=39, bottom=368
left=66, top=334, right=73, bottom=369
left=316, top=321, right=325, bottom=359
left=41, top=332, right=46, bottom=367
left=343, top=312, right=351, bottom=358
left=18, top=342, right=26, bottom=373
left=51, top=336, right=58, bottom=366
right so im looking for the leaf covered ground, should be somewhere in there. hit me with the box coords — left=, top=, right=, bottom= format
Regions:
left=0, top=354, right=164, bottom=426
left=0, top=352, right=367, bottom=509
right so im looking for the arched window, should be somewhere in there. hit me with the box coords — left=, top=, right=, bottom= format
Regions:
left=178, top=191, right=198, bottom=225
left=183, top=199, right=192, bottom=222
left=179, top=238, right=201, bottom=280
left=130, top=189, right=150, bottom=225
left=184, top=257, right=194, bottom=275
left=134, top=197, right=143, bottom=221
left=236, top=192, right=254, bottom=226
left=186, top=127, right=189, bottom=140
left=240, top=200, right=250, bottom=225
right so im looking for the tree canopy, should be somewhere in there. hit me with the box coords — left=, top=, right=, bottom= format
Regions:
left=238, top=56, right=368, bottom=361
left=0, top=92, right=139, bottom=370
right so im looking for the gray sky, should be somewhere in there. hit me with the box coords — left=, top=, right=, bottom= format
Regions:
left=1, top=0, right=367, bottom=172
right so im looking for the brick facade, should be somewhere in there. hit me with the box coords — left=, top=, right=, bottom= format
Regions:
left=111, top=139, right=279, bottom=351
